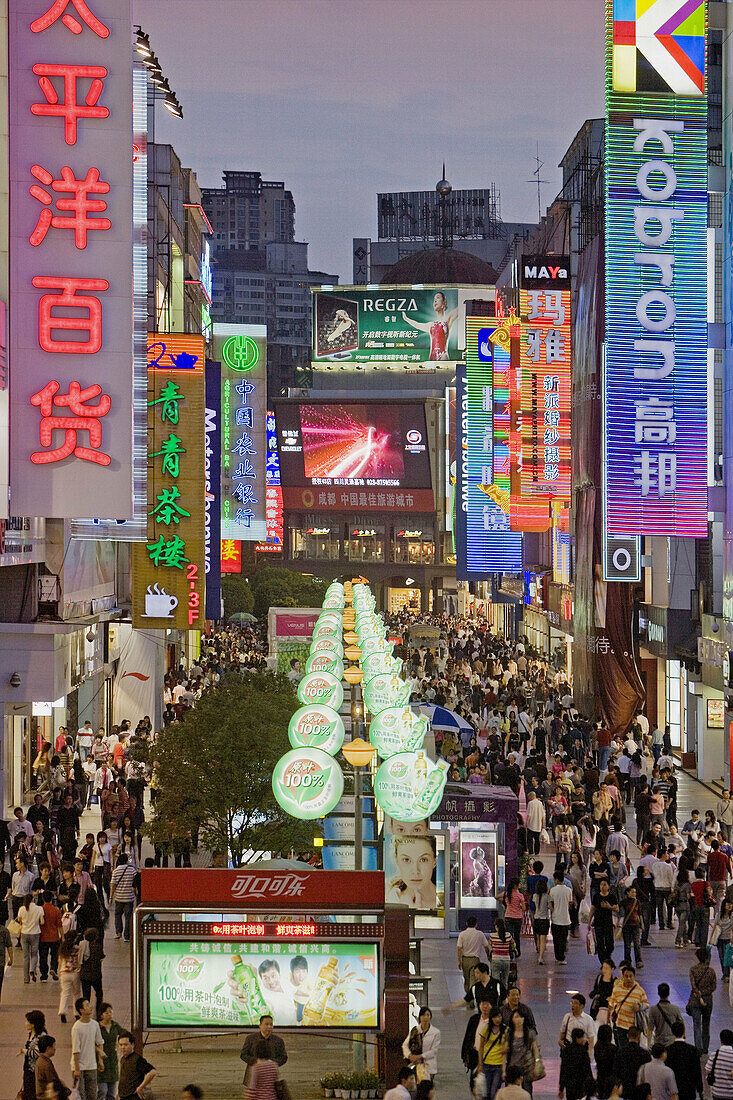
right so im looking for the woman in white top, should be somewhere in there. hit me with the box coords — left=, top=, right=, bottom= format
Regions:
left=17, top=893, right=44, bottom=983
left=402, top=1006, right=441, bottom=1081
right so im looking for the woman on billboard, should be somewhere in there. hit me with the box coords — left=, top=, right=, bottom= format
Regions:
left=401, top=291, right=458, bottom=361
left=386, top=834, right=438, bottom=910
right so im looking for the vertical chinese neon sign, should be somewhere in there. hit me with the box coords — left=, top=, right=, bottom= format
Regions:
left=604, top=0, right=708, bottom=536
left=9, top=0, right=134, bottom=518
left=213, top=323, right=267, bottom=542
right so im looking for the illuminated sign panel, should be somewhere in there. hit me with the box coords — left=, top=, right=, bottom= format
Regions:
left=275, top=401, right=433, bottom=513
left=9, top=0, right=134, bottom=519
left=131, top=335, right=206, bottom=630
left=519, top=256, right=571, bottom=523
left=311, top=285, right=492, bottom=371
left=204, top=361, right=221, bottom=619
left=604, top=0, right=708, bottom=537
left=455, top=319, right=522, bottom=579
left=214, top=324, right=267, bottom=543
left=255, top=409, right=283, bottom=552
left=220, top=538, right=241, bottom=573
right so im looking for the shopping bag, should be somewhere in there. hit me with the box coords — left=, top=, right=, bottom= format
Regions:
left=586, top=928, right=596, bottom=955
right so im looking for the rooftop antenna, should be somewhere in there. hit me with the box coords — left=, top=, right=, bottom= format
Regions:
left=436, top=161, right=453, bottom=249
left=529, top=143, right=548, bottom=222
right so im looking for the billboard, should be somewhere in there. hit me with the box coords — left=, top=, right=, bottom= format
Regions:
left=220, top=538, right=241, bottom=574
left=384, top=832, right=445, bottom=915
left=205, top=362, right=222, bottom=619
left=9, top=0, right=134, bottom=519
left=146, top=937, right=379, bottom=1029
left=456, top=320, right=522, bottom=578
left=275, top=401, right=434, bottom=513
left=213, top=324, right=267, bottom=542
left=519, top=257, right=572, bottom=519
left=604, top=0, right=708, bottom=537
left=312, top=285, right=492, bottom=370
left=459, top=829, right=500, bottom=910
left=131, top=335, right=206, bottom=630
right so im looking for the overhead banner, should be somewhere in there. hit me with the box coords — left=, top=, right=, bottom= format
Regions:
left=213, top=324, right=267, bottom=542
left=221, top=538, right=241, bottom=574
left=9, top=0, right=134, bottom=518
left=519, top=256, right=572, bottom=525
left=456, top=321, right=522, bottom=580
left=604, top=0, right=708, bottom=537
left=311, top=285, right=492, bottom=371
left=205, top=361, right=222, bottom=619
left=131, top=335, right=206, bottom=630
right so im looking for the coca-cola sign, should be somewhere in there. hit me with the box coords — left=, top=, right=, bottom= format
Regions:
left=141, top=868, right=384, bottom=909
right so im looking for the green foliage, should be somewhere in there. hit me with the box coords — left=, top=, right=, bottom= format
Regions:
left=248, top=567, right=327, bottom=621
left=143, top=672, right=318, bottom=865
left=221, top=574, right=254, bottom=616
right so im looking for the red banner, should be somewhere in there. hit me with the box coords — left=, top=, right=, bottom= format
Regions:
left=282, top=487, right=434, bottom=513
left=141, top=868, right=385, bottom=909
left=220, top=538, right=241, bottom=573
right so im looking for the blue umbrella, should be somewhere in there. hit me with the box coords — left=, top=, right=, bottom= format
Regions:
left=412, top=703, right=473, bottom=732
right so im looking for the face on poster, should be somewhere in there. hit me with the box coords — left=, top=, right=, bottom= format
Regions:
left=459, top=830, right=499, bottom=909
left=384, top=832, right=444, bottom=913
left=147, top=939, right=379, bottom=1029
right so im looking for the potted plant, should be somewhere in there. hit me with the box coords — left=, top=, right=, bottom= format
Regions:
left=333, top=1072, right=347, bottom=1098
left=362, top=1070, right=380, bottom=1097
left=320, top=1071, right=337, bottom=1097
left=347, top=1074, right=360, bottom=1099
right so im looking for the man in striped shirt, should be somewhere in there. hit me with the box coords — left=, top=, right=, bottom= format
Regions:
left=110, top=854, right=136, bottom=942
left=705, top=1030, right=733, bottom=1100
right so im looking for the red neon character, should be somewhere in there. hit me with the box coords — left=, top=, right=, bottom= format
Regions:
left=30, top=380, right=111, bottom=466
left=32, top=276, right=108, bottom=354
left=31, top=64, right=108, bottom=145
left=30, top=0, right=110, bottom=37
left=30, top=165, right=110, bottom=249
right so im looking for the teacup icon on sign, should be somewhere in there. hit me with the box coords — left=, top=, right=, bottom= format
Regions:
left=143, top=583, right=178, bottom=618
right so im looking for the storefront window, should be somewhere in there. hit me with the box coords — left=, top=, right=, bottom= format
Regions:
left=391, top=528, right=434, bottom=564
left=666, top=659, right=682, bottom=749
left=346, top=526, right=385, bottom=563
left=290, top=526, right=340, bottom=561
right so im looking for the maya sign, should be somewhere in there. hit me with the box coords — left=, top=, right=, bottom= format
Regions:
left=605, top=0, right=708, bottom=536
left=9, top=0, right=134, bottom=518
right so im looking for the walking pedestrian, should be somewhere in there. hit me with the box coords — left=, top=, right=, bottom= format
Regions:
left=457, top=916, right=490, bottom=1002
left=78, top=926, right=105, bottom=1016
left=109, top=854, right=136, bottom=941
left=39, top=890, right=62, bottom=982
left=57, top=930, right=81, bottom=1023
left=34, top=1034, right=71, bottom=1100
left=489, top=918, right=516, bottom=989
left=117, top=1032, right=156, bottom=1100
left=97, top=1002, right=123, bottom=1100
left=549, top=869, right=573, bottom=964
left=558, top=1028, right=593, bottom=1100
left=17, top=891, right=44, bottom=983
left=608, top=965, right=649, bottom=1049
left=688, top=946, right=716, bottom=1054
left=70, top=997, right=104, bottom=1100
left=705, top=1030, right=733, bottom=1100
left=20, top=1010, right=47, bottom=1100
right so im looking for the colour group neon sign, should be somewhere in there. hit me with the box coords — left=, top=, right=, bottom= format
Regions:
left=604, top=0, right=708, bottom=537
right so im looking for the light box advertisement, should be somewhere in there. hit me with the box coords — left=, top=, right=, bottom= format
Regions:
left=214, top=324, right=267, bottom=542
left=459, top=829, right=500, bottom=910
left=9, top=0, right=134, bottom=519
left=147, top=940, right=379, bottom=1029
left=604, top=0, right=708, bottom=537
left=275, top=400, right=433, bottom=513
left=384, top=832, right=445, bottom=915
left=131, top=335, right=206, bottom=631
left=456, top=321, right=522, bottom=579
left=312, top=285, right=491, bottom=369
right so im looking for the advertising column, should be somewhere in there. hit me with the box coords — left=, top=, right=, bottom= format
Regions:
left=9, top=0, right=134, bottom=518
left=131, top=335, right=206, bottom=630
left=214, top=323, right=267, bottom=544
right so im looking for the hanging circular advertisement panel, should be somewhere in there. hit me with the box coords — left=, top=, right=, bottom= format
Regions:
left=373, top=753, right=449, bottom=822
left=297, top=671, right=344, bottom=710
left=288, top=705, right=346, bottom=755
left=272, top=748, right=344, bottom=819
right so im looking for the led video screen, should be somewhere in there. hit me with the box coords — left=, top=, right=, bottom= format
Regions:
left=275, top=402, right=432, bottom=491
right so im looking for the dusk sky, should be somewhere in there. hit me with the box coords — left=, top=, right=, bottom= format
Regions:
left=134, top=1, right=606, bottom=281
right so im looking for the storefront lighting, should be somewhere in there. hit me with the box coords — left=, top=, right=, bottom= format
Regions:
left=9, top=672, right=21, bottom=687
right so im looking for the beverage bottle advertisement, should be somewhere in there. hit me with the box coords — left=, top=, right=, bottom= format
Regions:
left=148, top=940, right=379, bottom=1028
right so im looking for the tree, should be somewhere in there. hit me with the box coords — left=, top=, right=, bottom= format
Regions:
left=248, top=567, right=327, bottom=621
left=142, top=673, right=318, bottom=864
left=221, top=574, right=254, bottom=616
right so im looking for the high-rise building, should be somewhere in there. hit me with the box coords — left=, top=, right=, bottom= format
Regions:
left=202, top=171, right=338, bottom=393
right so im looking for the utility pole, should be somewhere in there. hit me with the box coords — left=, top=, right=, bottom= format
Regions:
left=529, top=143, right=549, bottom=222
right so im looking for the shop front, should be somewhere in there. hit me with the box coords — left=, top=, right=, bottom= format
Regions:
left=547, top=582, right=574, bottom=677
left=696, top=621, right=727, bottom=785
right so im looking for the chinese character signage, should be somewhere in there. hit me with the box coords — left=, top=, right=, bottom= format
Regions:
left=455, top=319, right=522, bottom=579
left=605, top=0, right=708, bottom=537
left=9, top=0, right=134, bottom=518
left=205, top=361, right=221, bottom=619
left=519, top=257, right=571, bottom=523
left=214, top=323, right=267, bottom=542
left=275, top=400, right=434, bottom=513
left=221, top=538, right=241, bottom=574
left=131, top=335, right=206, bottom=629
left=255, top=408, right=283, bottom=553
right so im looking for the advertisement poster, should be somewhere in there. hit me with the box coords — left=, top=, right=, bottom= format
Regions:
left=147, top=940, right=378, bottom=1028
left=384, top=832, right=445, bottom=914
left=459, top=830, right=498, bottom=909
left=708, top=699, right=724, bottom=729
left=274, top=401, right=433, bottom=513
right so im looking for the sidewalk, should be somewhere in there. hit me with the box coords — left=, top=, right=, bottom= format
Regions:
left=0, top=763, right=727, bottom=1099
